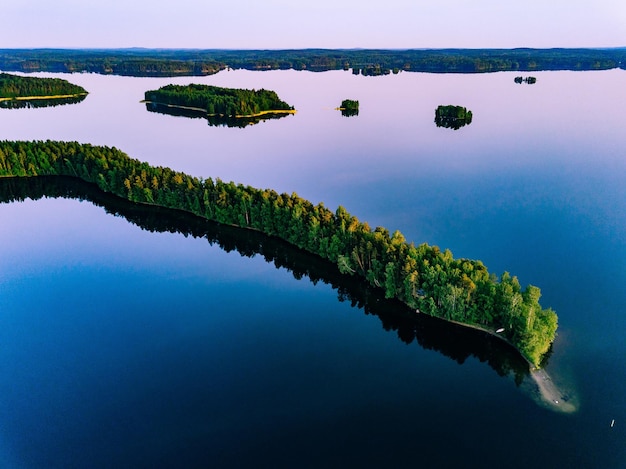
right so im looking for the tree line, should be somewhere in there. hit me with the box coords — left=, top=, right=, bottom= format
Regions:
left=144, top=84, right=294, bottom=117
left=0, top=174, right=533, bottom=383
left=0, top=140, right=557, bottom=366
left=0, top=72, right=87, bottom=98
left=1, top=48, right=624, bottom=77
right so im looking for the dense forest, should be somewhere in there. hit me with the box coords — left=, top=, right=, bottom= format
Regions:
left=1, top=48, right=624, bottom=77
left=144, top=84, right=294, bottom=117
left=435, top=105, right=473, bottom=130
left=0, top=140, right=558, bottom=366
left=0, top=72, right=87, bottom=98
left=0, top=174, right=533, bottom=383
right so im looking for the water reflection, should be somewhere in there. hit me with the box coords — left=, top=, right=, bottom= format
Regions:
left=341, top=108, right=359, bottom=117
left=0, top=95, right=87, bottom=109
left=0, top=175, right=531, bottom=385
left=145, top=101, right=293, bottom=128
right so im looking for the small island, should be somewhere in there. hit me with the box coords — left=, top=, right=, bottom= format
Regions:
left=144, top=84, right=295, bottom=127
left=337, top=99, right=359, bottom=117
left=0, top=72, right=88, bottom=108
left=514, top=76, right=537, bottom=84
left=0, top=140, right=558, bottom=368
left=434, top=104, right=473, bottom=130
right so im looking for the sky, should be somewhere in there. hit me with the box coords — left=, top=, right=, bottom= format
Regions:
left=2, top=0, right=625, bottom=49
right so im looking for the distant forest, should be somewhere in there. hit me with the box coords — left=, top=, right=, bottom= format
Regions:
left=0, top=48, right=624, bottom=77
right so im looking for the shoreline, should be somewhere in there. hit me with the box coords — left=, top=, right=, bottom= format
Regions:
left=530, top=368, right=577, bottom=413
left=445, top=317, right=531, bottom=362
left=434, top=315, right=576, bottom=412
left=0, top=92, right=88, bottom=102
left=143, top=100, right=296, bottom=118
left=3, top=171, right=564, bottom=413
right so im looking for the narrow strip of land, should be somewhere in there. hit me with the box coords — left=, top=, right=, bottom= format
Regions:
left=0, top=140, right=559, bottom=370
left=143, top=100, right=296, bottom=118
left=441, top=315, right=576, bottom=412
left=530, top=369, right=576, bottom=412
left=0, top=93, right=88, bottom=102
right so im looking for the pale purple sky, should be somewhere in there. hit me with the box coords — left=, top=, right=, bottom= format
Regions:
left=2, top=0, right=624, bottom=49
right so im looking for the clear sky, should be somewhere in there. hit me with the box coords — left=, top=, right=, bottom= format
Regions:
left=2, top=0, right=624, bottom=49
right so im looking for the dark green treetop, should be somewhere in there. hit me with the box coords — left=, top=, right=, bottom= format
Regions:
left=435, top=105, right=473, bottom=130
left=144, top=84, right=294, bottom=118
left=339, top=99, right=359, bottom=117
left=0, top=72, right=87, bottom=99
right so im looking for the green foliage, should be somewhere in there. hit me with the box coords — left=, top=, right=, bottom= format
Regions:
left=144, top=84, right=294, bottom=118
left=1, top=48, right=624, bottom=77
left=340, top=99, right=359, bottom=110
left=339, top=99, right=359, bottom=117
left=435, top=105, right=473, bottom=130
left=0, top=72, right=87, bottom=98
left=0, top=95, right=87, bottom=109
left=0, top=140, right=558, bottom=366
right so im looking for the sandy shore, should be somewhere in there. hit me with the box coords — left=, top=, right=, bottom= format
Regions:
left=530, top=368, right=577, bottom=413
left=143, top=100, right=296, bottom=118
left=442, top=317, right=577, bottom=412
left=0, top=93, right=87, bottom=102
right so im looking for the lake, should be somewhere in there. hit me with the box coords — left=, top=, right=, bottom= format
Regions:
left=0, top=68, right=625, bottom=468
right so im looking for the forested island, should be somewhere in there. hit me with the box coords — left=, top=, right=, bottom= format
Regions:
left=435, top=105, right=473, bottom=130
left=0, top=140, right=558, bottom=366
left=338, top=99, right=359, bottom=117
left=144, top=84, right=295, bottom=123
left=0, top=72, right=87, bottom=108
left=1, top=48, right=624, bottom=77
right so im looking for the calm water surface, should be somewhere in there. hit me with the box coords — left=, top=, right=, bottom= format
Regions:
left=0, top=69, right=625, bottom=468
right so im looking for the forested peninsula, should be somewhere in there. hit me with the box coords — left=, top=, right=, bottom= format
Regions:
left=144, top=84, right=295, bottom=118
left=1, top=48, right=624, bottom=76
left=0, top=140, right=558, bottom=366
left=0, top=72, right=87, bottom=107
left=0, top=174, right=534, bottom=385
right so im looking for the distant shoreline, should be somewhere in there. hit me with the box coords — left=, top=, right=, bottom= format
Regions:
left=2, top=48, right=624, bottom=77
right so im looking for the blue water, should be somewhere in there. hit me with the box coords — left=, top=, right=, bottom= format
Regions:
left=0, top=69, right=625, bottom=468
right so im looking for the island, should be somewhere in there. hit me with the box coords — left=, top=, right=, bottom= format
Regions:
left=514, top=76, right=537, bottom=84
left=434, top=104, right=473, bottom=130
left=144, top=84, right=295, bottom=127
left=0, top=72, right=88, bottom=108
left=0, top=140, right=558, bottom=368
left=338, top=99, right=359, bottom=117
